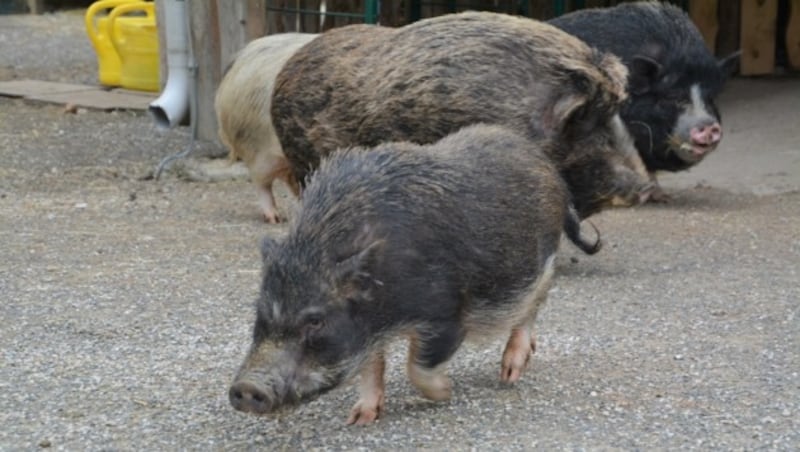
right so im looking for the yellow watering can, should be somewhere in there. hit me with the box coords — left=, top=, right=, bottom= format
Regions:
left=108, top=2, right=160, bottom=92
left=85, top=0, right=140, bottom=86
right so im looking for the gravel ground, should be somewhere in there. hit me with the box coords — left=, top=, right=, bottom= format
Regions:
left=2, top=11, right=799, bottom=451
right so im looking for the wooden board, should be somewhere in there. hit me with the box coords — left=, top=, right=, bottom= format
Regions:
left=717, top=0, right=741, bottom=63
left=788, top=0, right=800, bottom=69
left=0, top=80, right=155, bottom=110
left=0, top=80, right=95, bottom=97
left=689, top=0, right=719, bottom=53
left=740, top=0, right=778, bottom=75
left=26, top=0, right=44, bottom=14
left=188, top=0, right=222, bottom=142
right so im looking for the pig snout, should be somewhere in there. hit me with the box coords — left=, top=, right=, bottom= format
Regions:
left=229, top=345, right=301, bottom=415
left=689, top=121, right=722, bottom=150
left=672, top=85, right=724, bottom=163
left=229, top=379, right=276, bottom=414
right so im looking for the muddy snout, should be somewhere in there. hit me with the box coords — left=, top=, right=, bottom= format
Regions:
left=690, top=120, right=722, bottom=149
left=675, top=115, right=723, bottom=162
left=229, top=379, right=277, bottom=414
left=229, top=345, right=300, bottom=415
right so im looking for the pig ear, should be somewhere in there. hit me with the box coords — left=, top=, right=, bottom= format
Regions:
left=718, top=50, right=741, bottom=77
left=629, top=55, right=662, bottom=95
left=535, top=92, right=589, bottom=139
left=260, top=236, right=279, bottom=262
left=334, top=239, right=386, bottom=296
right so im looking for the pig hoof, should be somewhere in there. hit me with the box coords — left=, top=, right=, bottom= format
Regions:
left=501, top=330, right=534, bottom=383
left=347, top=397, right=384, bottom=425
left=646, top=187, right=671, bottom=203
left=262, top=211, right=281, bottom=224
left=408, top=364, right=452, bottom=401
left=419, top=376, right=452, bottom=401
left=500, top=353, right=530, bottom=383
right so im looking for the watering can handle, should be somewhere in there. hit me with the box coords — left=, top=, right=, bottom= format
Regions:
left=108, top=2, right=156, bottom=57
left=84, top=0, right=138, bottom=49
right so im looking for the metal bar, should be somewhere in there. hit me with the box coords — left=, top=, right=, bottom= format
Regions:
left=266, top=6, right=367, bottom=19
left=364, top=0, right=378, bottom=23
left=554, top=0, right=565, bottom=16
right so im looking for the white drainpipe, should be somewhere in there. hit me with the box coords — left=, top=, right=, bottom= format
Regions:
left=149, top=0, right=190, bottom=128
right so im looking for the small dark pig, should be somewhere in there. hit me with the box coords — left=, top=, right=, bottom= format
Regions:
left=549, top=2, right=738, bottom=199
left=215, top=33, right=318, bottom=223
left=229, top=124, right=600, bottom=425
left=272, top=12, right=653, bottom=219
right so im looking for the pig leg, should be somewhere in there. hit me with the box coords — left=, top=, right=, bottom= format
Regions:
left=646, top=172, right=671, bottom=203
left=501, top=255, right=556, bottom=383
left=501, top=326, right=536, bottom=383
left=406, top=324, right=464, bottom=401
left=347, top=350, right=386, bottom=425
left=250, top=152, right=296, bottom=223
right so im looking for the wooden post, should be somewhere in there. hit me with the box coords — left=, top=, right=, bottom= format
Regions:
left=689, top=0, right=719, bottom=53
left=740, top=0, right=778, bottom=75
left=217, top=0, right=269, bottom=70
left=788, top=0, right=800, bottom=69
left=179, top=0, right=267, bottom=143
left=528, top=0, right=556, bottom=20
left=717, top=0, right=740, bottom=63
left=188, top=0, right=222, bottom=142
left=26, top=0, right=45, bottom=14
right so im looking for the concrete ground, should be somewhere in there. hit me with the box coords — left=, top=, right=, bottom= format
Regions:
left=1, top=11, right=799, bottom=451
left=661, top=77, right=800, bottom=196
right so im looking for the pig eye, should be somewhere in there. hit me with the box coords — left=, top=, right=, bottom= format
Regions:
left=302, top=313, right=325, bottom=332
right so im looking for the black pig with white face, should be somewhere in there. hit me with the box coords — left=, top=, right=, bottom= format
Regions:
left=550, top=1, right=738, bottom=199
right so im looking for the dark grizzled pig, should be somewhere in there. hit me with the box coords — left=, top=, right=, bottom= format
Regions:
left=272, top=11, right=653, bottom=219
left=549, top=2, right=739, bottom=199
left=215, top=33, right=318, bottom=223
left=229, top=124, right=601, bottom=425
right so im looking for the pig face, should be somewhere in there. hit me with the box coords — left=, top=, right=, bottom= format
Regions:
left=561, top=114, right=654, bottom=219
left=622, top=47, right=737, bottom=172
left=229, top=237, right=381, bottom=415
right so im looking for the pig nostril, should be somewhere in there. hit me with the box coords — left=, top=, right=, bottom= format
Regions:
left=230, top=381, right=272, bottom=413
left=691, top=122, right=722, bottom=147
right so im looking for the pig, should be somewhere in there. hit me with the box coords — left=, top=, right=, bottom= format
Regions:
left=229, top=124, right=602, bottom=425
left=214, top=32, right=318, bottom=223
left=271, top=12, right=654, bottom=219
left=549, top=2, right=739, bottom=200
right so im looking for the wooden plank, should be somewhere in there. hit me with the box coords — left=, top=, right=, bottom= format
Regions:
left=788, top=0, right=800, bottom=69
left=189, top=0, right=222, bottom=142
left=0, top=80, right=96, bottom=98
left=245, top=0, right=268, bottom=38
left=689, top=0, right=719, bottom=53
left=26, top=0, right=45, bottom=14
left=218, top=0, right=249, bottom=70
left=717, top=0, right=740, bottom=62
left=27, top=89, right=155, bottom=111
left=528, top=0, right=556, bottom=20
left=740, top=0, right=778, bottom=75
left=583, top=0, right=607, bottom=8
left=0, top=80, right=154, bottom=110
left=217, top=0, right=269, bottom=70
